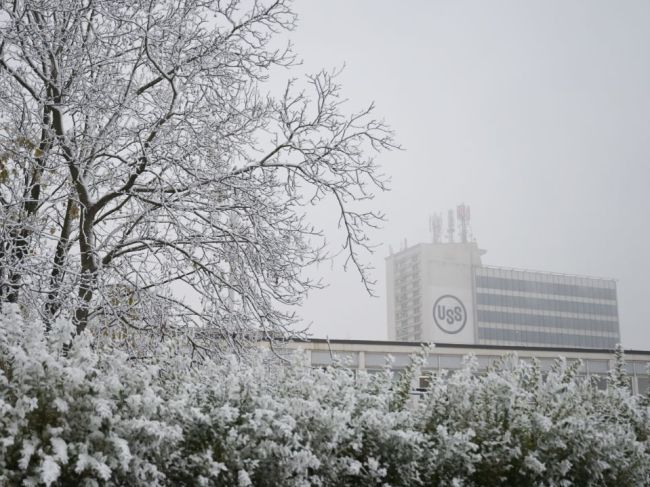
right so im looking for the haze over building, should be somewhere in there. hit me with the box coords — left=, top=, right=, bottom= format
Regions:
left=386, top=206, right=621, bottom=349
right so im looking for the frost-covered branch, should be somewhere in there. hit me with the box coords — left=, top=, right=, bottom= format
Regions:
left=0, top=0, right=397, bottom=353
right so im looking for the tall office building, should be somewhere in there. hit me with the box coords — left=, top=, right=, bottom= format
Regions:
left=386, top=238, right=620, bottom=350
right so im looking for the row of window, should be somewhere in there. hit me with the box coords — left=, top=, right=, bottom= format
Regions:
left=396, top=318, right=421, bottom=328
left=395, top=252, right=418, bottom=263
left=477, top=309, right=619, bottom=333
left=396, top=324, right=419, bottom=333
left=475, top=275, right=616, bottom=300
left=395, top=292, right=420, bottom=302
left=395, top=299, right=420, bottom=311
left=394, top=271, right=419, bottom=283
left=322, top=352, right=644, bottom=368
left=396, top=302, right=421, bottom=316
left=315, top=352, right=643, bottom=374
left=397, top=313, right=419, bottom=321
left=395, top=265, right=416, bottom=273
left=396, top=331, right=420, bottom=339
left=400, top=372, right=649, bottom=393
left=396, top=334, right=422, bottom=341
left=476, top=293, right=618, bottom=317
left=395, top=310, right=421, bottom=320
left=478, top=327, right=618, bottom=349
left=395, top=270, right=419, bottom=281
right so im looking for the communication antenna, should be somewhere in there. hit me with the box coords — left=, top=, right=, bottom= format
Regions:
left=429, top=213, right=443, bottom=243
left=457, top=203, right=471, bottom=243
left=447, top=209, right=455, bottom=243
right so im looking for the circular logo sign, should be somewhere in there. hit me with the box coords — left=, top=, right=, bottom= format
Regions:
left=433, top=295, right=467, bottom=334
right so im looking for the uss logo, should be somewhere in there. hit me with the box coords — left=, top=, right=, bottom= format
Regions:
left=433, top=295, right=467, bottom=334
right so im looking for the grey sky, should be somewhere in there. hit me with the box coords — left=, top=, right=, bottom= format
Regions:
left=284, top=1, right=650, bottom=348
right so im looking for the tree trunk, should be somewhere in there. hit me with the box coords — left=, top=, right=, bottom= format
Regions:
left=73, top=207, right=98, bottom=334
left=44, top=197, right=76, bottom=330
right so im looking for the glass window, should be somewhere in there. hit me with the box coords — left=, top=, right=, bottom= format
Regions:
left=537, top=358, right=555, bottom=371
left=592, top=375, right=608, bottom=390
left=365, top=352, right=390, bottom=368
left=544, top=330, right=556, bottom=346
left=389, top=354, right=413, bottom=368
left=586, top=359, right=609, bottom=374
left=439, top=355, right=463, bottom=369
left=425, top=355, right=439, bottom=368
left=632, top=361, right=650, bottom=375
left=311, top=351, right=358, bottom=367
left=477, top=356, right=498, bottom=370
left=637, top=377, right=650, bottom=394
left=530, top=330, right=540, bottom=344
left=584, top=335, right=594, bottom=347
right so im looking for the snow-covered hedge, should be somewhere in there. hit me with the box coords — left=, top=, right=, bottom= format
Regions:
left=1, top=307, right=650, bottom=486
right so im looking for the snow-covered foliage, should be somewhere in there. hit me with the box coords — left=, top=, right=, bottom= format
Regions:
left=0, top=306, right=181, bottom=486
left=2, top=308, right=650, bottom=486
left=0, top=0, right=396, bottom=352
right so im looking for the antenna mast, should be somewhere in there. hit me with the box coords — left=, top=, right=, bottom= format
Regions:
left=430, top=213, right=442, bottom=243
left=447, top=209, right=455, bottom=243
left=457, top=203, right=471, bottom=243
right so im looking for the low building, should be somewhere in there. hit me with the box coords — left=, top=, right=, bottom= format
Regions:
left=278, top=338, right=650, bottom=394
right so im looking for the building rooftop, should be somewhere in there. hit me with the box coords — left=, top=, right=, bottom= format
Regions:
left=300, top=338, right=650, bottom=355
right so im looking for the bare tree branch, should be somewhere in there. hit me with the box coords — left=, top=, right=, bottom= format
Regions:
left=0, top=0, right=397, bottom=356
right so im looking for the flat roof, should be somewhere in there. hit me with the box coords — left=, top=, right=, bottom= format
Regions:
left=479, top=265, right=617, bottom=283
left=298, top=338, right=650, bottom=356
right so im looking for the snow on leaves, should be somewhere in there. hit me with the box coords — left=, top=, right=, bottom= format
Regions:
left=1, top=309, right=650, bottom=485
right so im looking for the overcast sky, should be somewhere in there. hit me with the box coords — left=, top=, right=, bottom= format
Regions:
left=281, top=0, right=650, bottom=348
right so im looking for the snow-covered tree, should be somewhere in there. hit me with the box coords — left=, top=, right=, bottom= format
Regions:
left=0, top=0, right=396, bottom=354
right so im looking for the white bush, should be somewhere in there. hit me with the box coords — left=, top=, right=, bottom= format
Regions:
left=0, top=306, right=181, bottom=486
left=1, top=308, right=649, bottom=486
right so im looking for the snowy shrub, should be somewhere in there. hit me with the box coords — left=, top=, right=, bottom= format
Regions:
left=2, top=307, right=650, bottom=486
left=164, top=357, right=425, bottom=486
left=0, top=306, right=181, bottom=486
left=417, top=356, right=650, bottom=486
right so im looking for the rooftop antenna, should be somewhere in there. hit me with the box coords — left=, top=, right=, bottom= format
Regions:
left=457, top=203, right=471, bottom=243
left=429, top=213, right=443, bottom=243
left=447, top=209, right=455, bottom=243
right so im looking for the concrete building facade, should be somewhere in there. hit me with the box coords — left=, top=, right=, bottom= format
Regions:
left=386, top=242, right=620, bottom=349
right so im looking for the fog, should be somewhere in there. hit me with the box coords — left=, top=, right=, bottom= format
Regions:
left=286, top=1, right=650, bottom=348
